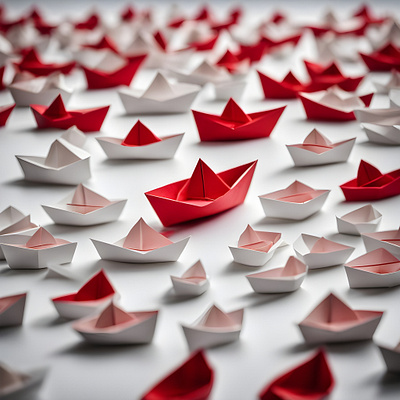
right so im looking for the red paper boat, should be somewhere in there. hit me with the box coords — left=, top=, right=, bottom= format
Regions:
left=237, top=41, right=266, bottom=63
left=258, top=71, right=307, bottom=99
left=260, top=33, right=302, bottom=51
left=0, top=104, right=15, bottom=126
left=259, top=349, right=334, bottom=400
left=31, top=95, right=109, bottom=132
left=360, top=43, right=400, bottom=72
left=74, top=13, right=100, bottom=30
left=188, top=34, right=219, bottom=52
left=193, top=98, right=285, bottom=141
left=353, top=4, right=387, bottom=26
left=145, top=159, right=257, bottom=226
left=141, top=350, right=214, bottom=400
left=216, top=50, right=247, bottom=74
left=82, top=36, right=119, bottom=54
left=14, top=49, right=76, bottom=77
left=340, top=160, right=400, bottom=201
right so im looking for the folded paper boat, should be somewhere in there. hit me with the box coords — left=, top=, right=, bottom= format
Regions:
left=362, top=228, right=400, bottom=258
left=145, top=159, right=257, bottom=226
left=0, top=104, right=15, bottom=126
left=171, top=260, right=210, bottom=297
left=0, top=293, right=26, bottom=327
left=373, top=70, right=400, bottom=94
left=354, top=108, right=400, bottom=125
left=91, top=218, right=190, bottom=263
left=360, top=43, right=400, bottom=71
left=361, top=123, right=400, bottom=145
left=336, top=204, right=382, bottom=235
left=378, top=341, right=400, bottom=374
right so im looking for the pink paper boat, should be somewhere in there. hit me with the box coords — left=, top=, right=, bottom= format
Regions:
left=171, top=260, right=210, bottom=297
left=336, top=204, right=382, bottom=236
left=0, top=293, right=27, bottom=327
left=362, top=228, right=400, bottom=258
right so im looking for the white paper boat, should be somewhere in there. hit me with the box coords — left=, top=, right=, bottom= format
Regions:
left=9, top=72, right=73, bottom=107
left=72, top=302, right=158, bottom=345
left=118, top=73, right=201, bottom=114
left=42, top=184, right=127, bottom=226
left=362, top=228, right=400, bottom=258
left=170, top=260, right=210, bottom=297
left=354, top=108, right=400, bottom=125
left=0, top=293, right=26, bottom=328
left=259, top=181, right=330, bottom=220
left=373, top=70, right=400, bottom=94
left=378, top=341, right=400, bottom=374
left=213, top=79, right=247, bottom=101
left=1, top=227, right=77, bottom=270
left=60, top=126, right=87, bottom=148
left=293, top=233, right=354, bottom=269
left=16, top=138, right=91, bottom=185
left=361, top=123, right=400, bottom=145
left=298, top=293, right=383, bottom=344
left=91, top=218, right=190, bottom=264
left=181, top=305, right=244, bottom=351
left=229, top=225, right=286, bottom=267
left=336, top=204, right=382, bottom=236
left=246, top=256, right=307, bottom=293
left=286, top=129, right=355, bottom=166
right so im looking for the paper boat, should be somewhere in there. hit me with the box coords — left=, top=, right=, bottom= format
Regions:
left=96, top=120, right=184, bottom=160
left=182, top=305, right=244, bottom=350
left=229, top=225, right=286, bottom=267
left=60, top=125, right=87, bottom=148
left=31, top=94, right=110, bottom=132
left=52, top=269, right=117, bottom=320
left=362, top=228, right=400, bottom=258
left=390, top=89, right=400, bottom=107
left=213, top=79, right=247, bottom=101
left=72, top=301, right=158, bottom=345
left=336, top=204, right=382, bottom=236
left=193, top=98, right=285, bottom=141
left=360, top=43, right=400, bottom=71
left=373, top=70, right=400, bottom=94
left=259, top=181, right=330, bottom=220
left=246, top=256, right=307, bottom=294
left=16, top=137, right=91, bottom=185
left=354, top=108, right=400, bottom=125
left=9, top=72, right=73, bottom=107
left=1, top=227, right=77, bottom=270
left=215, top=50, right=249, bottom=75
left=298, top=293, right=383, bottom=343
left=146, top=159, right=257, bottom=226
left=42, top=184, right=126, bottom=226
left=286, top=129, right=355, bottom=166
left=293, top=234, right=354, bottom=269
left=0, top=293, right=26, bottom=327
left=345, top=248, right=400, bottom=288
left=259, top=349, right=334, bottom=400
left=171, top=260, right=210, bottom=297
left=361, top=123, right=400, bottom=145
left=378, top=341, right=400, bottom=374
left=91, top=218, right=190, bottom=263
left=340, top=160, right=400, bottom=201
left=0, top=104, right=15, bottom=126
left=141, top=350, right=214, bottom=400
left=118, top=72, right=200, bottom=114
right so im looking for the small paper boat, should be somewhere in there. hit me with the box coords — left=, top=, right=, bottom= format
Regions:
left=60, top=125, right=87, bottom=148
left=52, top=269, right=117, bottom=320
left=16, top=137, right=91, bottom=185
left=362, top=228, right=400, bottom=258
left=259, top=349, right=334, bottom=400
left=0, top=293, right=26, bottom=327
left=373, top=70, right=400, bottom=94
left=229, top=225, right=286, bottom=267
left=336, top=204, right=382, bottom=236
left=141, top=350, right=214, bottom=400
left=378, top=341, right=400, bottom=374
left=96, top=120, right=184, bottom=160
left=293, top=234, right=354, bottom=269
left=171, top=260, right=210, bottom=297
left=354, top=108, right=400, bottom=125
left=345, top=248, right=400, bottom=288
left=361, top=123, right=400, bottom=145
left=246, top=256, right=307, bottom=293
left=72, top=301, right=158, bottom=345
left=1, top=227, right=77, bottom=270
left=298, top=293, right=383, bottom=343
left=360, top=43, right=400, bottom=71
left=286, top=129, right=355, bottom=166
left=340, top=160, right=400, bottom=201
left=193, top=98, right=285, bottom=141
left=118, top=72, right=200, bottom=114
left=91, top=218, right=190, bottom=263
left=0, top=104, right=15, bottom=126
left=42, top=184, right=127, bottom=226
left=213, top=79, right=247, bottom=101
left=182, top=305, right=244, bottom=351
left=259, top=181, right=330, bottom=220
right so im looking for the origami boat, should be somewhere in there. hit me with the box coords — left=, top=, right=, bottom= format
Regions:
left=373, top=70, right=400, bottom=94
left=336, top=204, right=382, bottom=236
left=362, top=228, right=400, bottom=258
left=141, top=350, right=214, bottom=400
left=354, top=108, right=400, bottom=125
left=360, top=43, right=400, bottom=71
left=378, top=342, right=400, bottom=374
left=259, top=181, right=330, bottom=220
left=72, top=302, right=158, bottom=345
left=118, top=72, right=201, bottom=114
left=345, top=248, right=400, bottom=288
left=16, top=137, right=91, bottom=185
left=171, top=260, right=210, bottom=296
left=52, top=269, right=117, bottom=319
left=193, top=98, right=285, bottom=141
left=145, top=159, right=257, bottom=226
left=229, top=225, right=286, bottom=267
left=0, top=293, right=26, bottom=327
left=298, top=293, right=383, bottom=343
left=182, top=305, right=244, bottom=350
left=361, top=123, right=400, bottom=146
left=96, top=120, right=184, bottom=160
left=30, top=95, right=109, bottom=132
left=0, top=104, right=15, bottom=126
left=259, top=349, right=334, bottom=400
left=91, top=218, right=190, bottom=263
left=293, top=234, right=354, bottom=269
left=340, top=160, right=400, bottom=201
left=42, top=184, right=127, bottom=226
left=286, top=129, right=355, bottom=166
left=246, top=256, right=307, bottom=294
